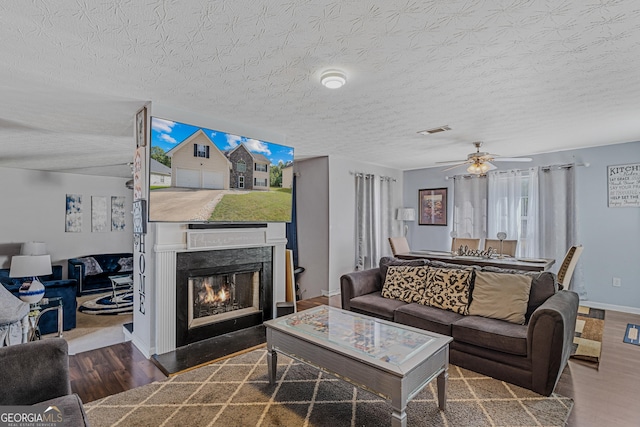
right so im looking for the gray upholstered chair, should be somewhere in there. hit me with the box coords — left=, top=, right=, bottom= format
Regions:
left=557, top=245, right=584, bottom=289
left=451, top=238, right=480, bottom=252
left=484, top=239, right=518, bottom=257
left=388, top=237, right=411, bottom=255
left=0, top=338, right=90, bottom=426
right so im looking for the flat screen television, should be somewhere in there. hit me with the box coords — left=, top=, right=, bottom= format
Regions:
left=148, top=117, right=294, bottom=223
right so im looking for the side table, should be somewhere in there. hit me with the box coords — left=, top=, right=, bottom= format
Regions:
left=29, top=297, right=63, bottom=341
left=109, top=274, right=133, bottom=307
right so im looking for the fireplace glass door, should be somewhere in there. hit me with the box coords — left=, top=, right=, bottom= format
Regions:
left=188, top=271, right=260, bottom=329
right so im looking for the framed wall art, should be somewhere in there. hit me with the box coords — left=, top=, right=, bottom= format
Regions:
left=418, top=188, right=447, bottom=226
left=136, top=106, right=147, bottom=147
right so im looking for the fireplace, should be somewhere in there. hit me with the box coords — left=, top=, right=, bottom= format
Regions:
left=176, top=246, right=272, bottom=347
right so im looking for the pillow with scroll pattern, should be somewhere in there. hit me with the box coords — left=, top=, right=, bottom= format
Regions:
left=380, top=265, right=429, bottom=303
left=421, top=267, right=473, bottom=315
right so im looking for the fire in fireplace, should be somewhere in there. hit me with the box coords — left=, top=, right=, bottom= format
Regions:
left=176, top=246, right=273, bottom=347
left=188, top=270, right=260, bottom=329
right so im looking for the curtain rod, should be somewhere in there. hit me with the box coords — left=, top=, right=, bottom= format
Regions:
left=444, top=162, right=589, bottom=180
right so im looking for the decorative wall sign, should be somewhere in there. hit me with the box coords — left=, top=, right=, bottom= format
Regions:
left=65, top=194, right=82, bottom=232
left=419, top=188, right=448, bottom=226
left=133, top=199, right=147, bottom=234
left=91, top=196, right=109, bottom=232
left=136, top=106, right=147, bottom=147
left=133, top=147, right=145, bottom=201
left=111, top=196, right=126, bottom=231
left=608, top=163, right=640, bottom=207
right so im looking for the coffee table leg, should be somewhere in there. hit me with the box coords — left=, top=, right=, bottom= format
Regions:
left=391, top=406, right=407, bottom=427
left=437, top=366, right=448, bottom=411
left=267, top=346, right=277, bottom=385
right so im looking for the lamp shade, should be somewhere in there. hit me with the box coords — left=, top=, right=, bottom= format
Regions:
left=396, top=208, right=415, bottom=221
left=20, top=241, right=47, bottom=256
left=9, top=255, right=52, bottom=278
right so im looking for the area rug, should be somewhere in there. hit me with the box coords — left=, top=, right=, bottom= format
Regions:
left=570, top=306, right=605, bottom=366
left=85, top=348, right=573, bottom=427
left=623, top=323, right=640, bottom=346
left=78, top=291, right=133, bottom=315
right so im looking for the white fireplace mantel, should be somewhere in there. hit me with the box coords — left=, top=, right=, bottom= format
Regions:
left=132, top=222, right=287, bottom=357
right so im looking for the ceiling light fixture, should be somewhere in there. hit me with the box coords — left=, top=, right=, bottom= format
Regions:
left=467, top=160, right=491, bottom=175
left=320, top=70, right=347, bottom=89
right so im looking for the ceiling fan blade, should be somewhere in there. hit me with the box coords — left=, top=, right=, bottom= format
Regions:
left=485, top=161, right=498, bottom=171
left=492, top=157, right=532, bottom=162
left=436, top=159, right=467, bottom=164
left=442, top=162, right=468, bottom=172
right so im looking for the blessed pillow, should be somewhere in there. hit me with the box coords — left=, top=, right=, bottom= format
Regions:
left=422, top=267, right=473, bottom=315
left=79, top=257, right=104, bottom=276
left=381, top=265, right=429, bottom=303
left=468, top=271, right=532, bottom=325
left=118, top=257, right=133, bottom=272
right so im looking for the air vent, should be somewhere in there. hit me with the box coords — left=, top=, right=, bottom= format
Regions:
left=417, top=125, right=451, bottom=135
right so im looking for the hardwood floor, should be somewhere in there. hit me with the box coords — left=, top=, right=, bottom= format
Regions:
left=70, top=296, right=640, bottom=426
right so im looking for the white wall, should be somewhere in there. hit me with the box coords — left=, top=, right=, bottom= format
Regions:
left=295, top=157, right=329, bottom=299
left=295, top=156, right=403, bottom=297
left=403, top=141, right=640, bottom=310
left=0, top=167, right=133, bottom=273
left=328, top=156, right=403, bottom=295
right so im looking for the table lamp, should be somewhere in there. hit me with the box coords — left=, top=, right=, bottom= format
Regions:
left=9, top=253, right=52, bottom=303
left=396, top=208, right=415, bottom=236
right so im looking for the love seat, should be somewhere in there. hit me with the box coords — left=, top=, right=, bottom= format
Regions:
left=340, top=256, right=579, bottom=396
left=68, top=253, right=133, bottom=296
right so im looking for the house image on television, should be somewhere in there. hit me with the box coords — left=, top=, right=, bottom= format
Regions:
left=165, top=130, right=231, bottom=189
left=149, top=158, right=171, bottom=186
left=226, top=143, right=271, bottom=191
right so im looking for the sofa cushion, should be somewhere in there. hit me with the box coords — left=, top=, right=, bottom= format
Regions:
left=78, top=257, right=103, bottom=276
left=452, top=315, right=528, bottom=356
left=381, top=265, right=428, bottom=303
left=469, top=271, right=532, bottom=325
left=421, top=267, right=473, bottom=315
left=379, top=257, right=429, bottom=283
left=118, top=256, right=133, bottom=272
left=39, top=393, right=89, bottom=426
left=394, top=303, right=464, bottom=336
left=482, top=266, right=557, bottom=321
left=349, top=291, right=407, bottom=320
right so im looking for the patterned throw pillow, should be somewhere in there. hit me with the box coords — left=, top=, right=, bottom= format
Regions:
left=422, top=267, right=473, bottom=315
left=381, top=265, right=429, bottom=303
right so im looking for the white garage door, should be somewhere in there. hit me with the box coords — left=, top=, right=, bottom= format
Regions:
left=176, top=168, right=200, bottom=188
left=202, top=171, right=224, bottom=189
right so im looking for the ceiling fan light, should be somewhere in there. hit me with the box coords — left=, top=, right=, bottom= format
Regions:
left=467, top=163, right=481, bottom=174
left=320, top=70, right=346, bottom=89
left=480, top=162, right=491, bottom=173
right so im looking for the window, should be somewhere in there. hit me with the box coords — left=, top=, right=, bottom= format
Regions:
left=255, top=163, right=267, bottom=172
left=194, top=144, right=209, bottom=158
left=254, top=178, right=267, bottom=187
left=237, top=160, right=246, bottom=172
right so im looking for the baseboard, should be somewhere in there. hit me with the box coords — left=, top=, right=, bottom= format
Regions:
left=579, top=300, right=640, bottom=315
left=321, top=289, right=341, bottom=297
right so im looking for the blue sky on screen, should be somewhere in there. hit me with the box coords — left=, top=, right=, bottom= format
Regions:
left=151, top=117, right=294, bottom=165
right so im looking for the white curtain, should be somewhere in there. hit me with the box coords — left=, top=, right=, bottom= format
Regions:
left=538, top=165, right=577, bottom=280
left=355, top=173, right=377, bottom=270
left=379, top=176, right=394, bottom=258
left=453, top=175, right=487, bottom=239
left=487, top=168, right=539, bottom=258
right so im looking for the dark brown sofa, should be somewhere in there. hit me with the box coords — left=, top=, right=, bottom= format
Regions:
left=340, top=257, right=579, bottom=396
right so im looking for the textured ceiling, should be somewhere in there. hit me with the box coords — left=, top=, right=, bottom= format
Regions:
left=1, top=1, right=640, bottom=178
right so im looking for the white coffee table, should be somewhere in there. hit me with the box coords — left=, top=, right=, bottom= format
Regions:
left=108, top=274, right=133, bottom=308
left=264, top=306, right=452, bottom=427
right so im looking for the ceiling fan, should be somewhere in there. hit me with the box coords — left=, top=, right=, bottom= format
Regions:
left=437, top=142, right=532, bottom=174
